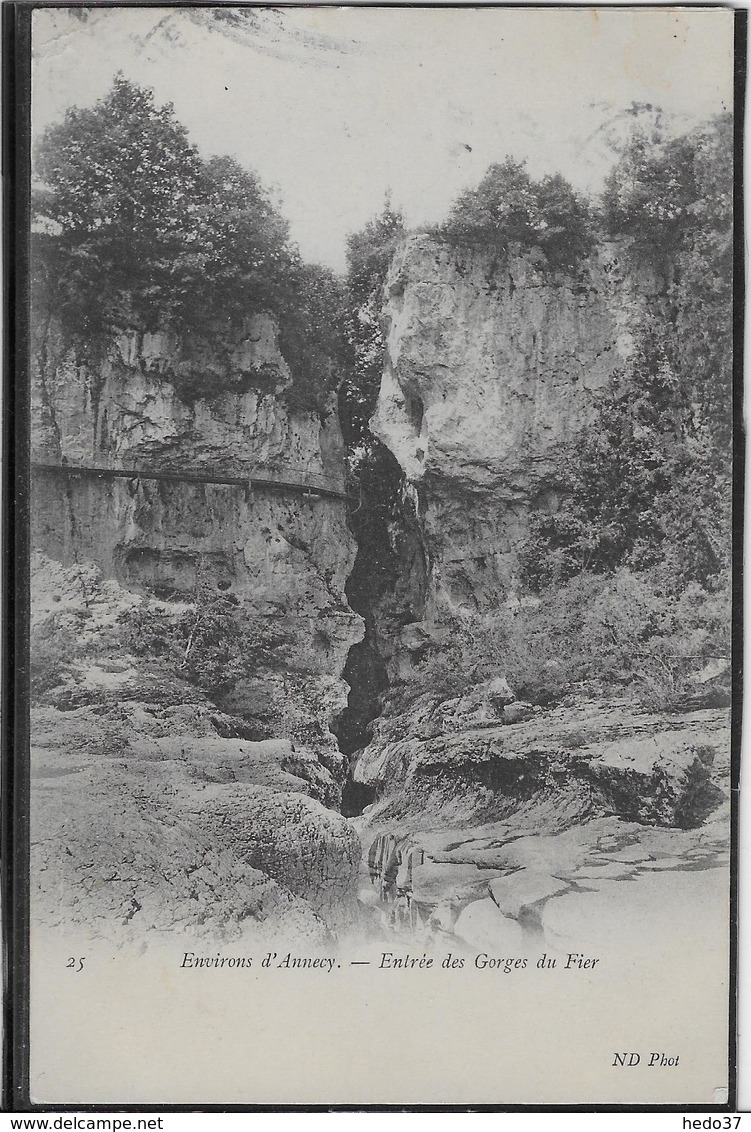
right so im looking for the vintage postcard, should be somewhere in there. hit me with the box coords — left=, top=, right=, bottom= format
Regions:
left=13, top=2, right=740, bottom=1107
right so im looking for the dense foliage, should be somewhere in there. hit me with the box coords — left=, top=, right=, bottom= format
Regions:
left=400, top=569, right=730, bottom=713
left=122, top=586, right=247, bottom=695
left=33, top=75, right=293, bottom=335
left=439, top=158, right=595, bottom=271
left=121, top=583, right=287, bottom=696
left=278, top=263, right=348, bottom=415
left=522, top=113, right=733, bottom=601
left=30, top=579, right=289, bottom=705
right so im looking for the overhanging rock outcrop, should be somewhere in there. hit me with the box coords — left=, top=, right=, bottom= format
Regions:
left=354, top=699, right=727, bottom=831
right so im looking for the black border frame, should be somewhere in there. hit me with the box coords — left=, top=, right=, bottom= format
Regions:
left=2, top=1, right=745, bottom=1113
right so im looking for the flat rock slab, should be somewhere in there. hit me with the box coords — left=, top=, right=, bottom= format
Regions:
left=411, top=861, right=493, bottom=907
left=488, top=870, right=570, bottom=917
left=356, top=697, right=730, bottom=832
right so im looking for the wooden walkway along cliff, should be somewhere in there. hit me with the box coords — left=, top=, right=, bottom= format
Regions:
left=31, top=455, right=351, bottom=503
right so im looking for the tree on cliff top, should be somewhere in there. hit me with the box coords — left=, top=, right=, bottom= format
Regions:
left=599, top=106, right=731, bottom=254
left=32, top=74, right=296, bottom=337
left=440, top=158, right=595, bottom=271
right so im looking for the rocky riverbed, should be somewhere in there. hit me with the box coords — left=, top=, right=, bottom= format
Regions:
left=351, top=698, right=730, bottom=958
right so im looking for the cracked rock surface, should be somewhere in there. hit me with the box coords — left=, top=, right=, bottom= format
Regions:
left=30, top=552, right=362, bottom=946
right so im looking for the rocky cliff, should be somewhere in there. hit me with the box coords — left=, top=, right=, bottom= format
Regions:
left=29, top=234, right=729, bottom=951
left=30, top=314, right=364, bottom=943
left=32, top=314, right=362, bottom=772
left=352, top=232, right=728, bottom=846
left=369, top=234, right=669, bottom=660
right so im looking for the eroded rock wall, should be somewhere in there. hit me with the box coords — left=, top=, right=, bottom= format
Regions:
left=31, top=315, right=363, bottom=775
left=369, top=234, right=669, bottom=671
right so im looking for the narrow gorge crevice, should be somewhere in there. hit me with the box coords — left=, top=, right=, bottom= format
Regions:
left=332, top=439, right=428, bottom=817
left=333, top=442, right=399, bottom=815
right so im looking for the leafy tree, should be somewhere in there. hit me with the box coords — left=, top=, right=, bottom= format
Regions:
left=521, top=325, right=726, bottom=593
left=32, top=74, right=295, bottom=339
left=340, top=197, right=406, bottom=449
left=279, top=263, right=348, bottom=415
left=33, top=74, right=199, bottom=333
left=601, top=110, right=700, bottom=250
left=32, top=75, right=348, bottom=414
left=440, top=158, right=594, bottom=271
left=533, top=174, right=598, bottom=270
left=672, top=113, right=734, bottom=450
left=442, top=158, right=538, bottom=247
left=171, top=153, right=297, bottom=332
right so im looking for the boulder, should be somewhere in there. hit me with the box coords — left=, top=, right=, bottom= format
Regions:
left=31, top=761, right=334, bottom=946
left=187, top=785, right=361, bottom=932
left=503, top=701, right=535, bottom=725
left=31, top=695, right=362, bottom=943
left=583, top=732, right=722, bottom=827
left=437, top=676, right=516, bottom=733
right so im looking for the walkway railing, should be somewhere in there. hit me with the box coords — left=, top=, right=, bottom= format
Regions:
left=31, top=452, right=350, bottom=503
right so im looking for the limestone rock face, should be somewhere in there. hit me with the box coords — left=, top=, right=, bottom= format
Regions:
left=370, top=233, right=668, bottom=634
left=33, top=314, right=305, bottom=466
left=346, top=235, right=729, bottom=959
left=191, top=787, right=361, bottom=934
left=31, top=317, right=363, bottom=779
left=29, top=314, right=363, bottom=944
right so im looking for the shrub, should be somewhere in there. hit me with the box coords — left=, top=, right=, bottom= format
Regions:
left=520, top=301, right=731, bottom=595
left=30, top=620, right=81, bottom=701
left=398, top=569, right=730, bottom=714
left=121, top=584, right=290, bottom=697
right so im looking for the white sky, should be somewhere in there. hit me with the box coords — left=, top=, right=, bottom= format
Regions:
left=31, top=5, right=735, bottom=272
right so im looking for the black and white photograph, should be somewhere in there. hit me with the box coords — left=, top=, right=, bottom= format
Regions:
left=15, top=2, right=739, bottom=1107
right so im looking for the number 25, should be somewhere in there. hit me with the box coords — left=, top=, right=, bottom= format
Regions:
left=66, top=957, right=85, bottom=972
